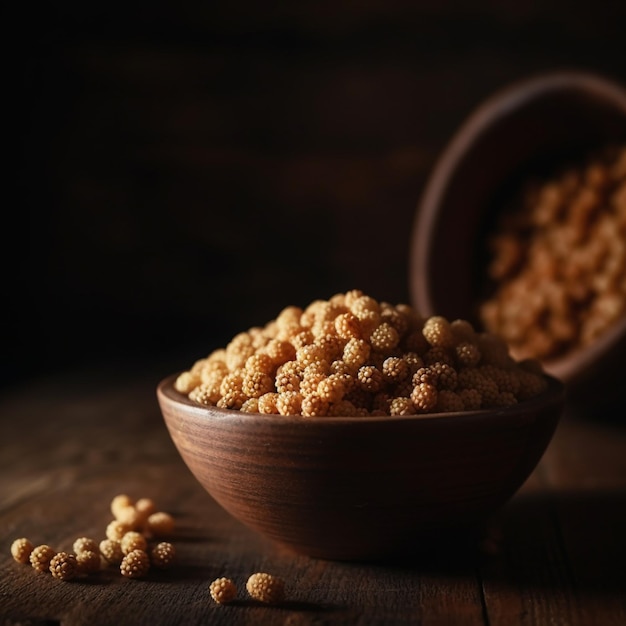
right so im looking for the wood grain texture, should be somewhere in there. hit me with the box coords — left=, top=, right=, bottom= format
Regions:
left=157, top=373, right=564, bottom=561
left=1, top=367, right=624, bottom=625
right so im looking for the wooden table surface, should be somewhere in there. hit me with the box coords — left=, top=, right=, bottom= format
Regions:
left=1, top=364, right=625, bottom=626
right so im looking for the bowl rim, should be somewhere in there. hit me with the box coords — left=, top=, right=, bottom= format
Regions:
left=157, top=371, right=565, bottom=426
left=411, top=69, right=626, bottom=384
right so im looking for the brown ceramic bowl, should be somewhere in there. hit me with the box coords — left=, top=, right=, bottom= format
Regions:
left=157, top=372, right=564, bottom=562
left=410, top=71, right=626, bottom=391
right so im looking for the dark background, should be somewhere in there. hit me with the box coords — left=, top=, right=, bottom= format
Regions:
left=6, top=2, right=626, bottom=388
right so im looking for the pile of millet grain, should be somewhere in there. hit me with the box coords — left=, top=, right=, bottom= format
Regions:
left=10, top=494, right=176, bottom=582
left=175, top=289, right=548, bottom=417
left=480, top=144, right=626, bottom=362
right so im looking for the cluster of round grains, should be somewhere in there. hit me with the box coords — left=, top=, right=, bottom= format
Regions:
left=120, top=531, right=148, bottom=555
left=10, top=538, right=34, bottom=564
left=49, top=552, right=79, bottom=581
left=99, top=538, right=124, bottom=564
left=29, top=545, right=56, bottom=573
left=246, top=572, right=286, bottom=604
left=120, top=549, right=150, bottom=579
left=106, top=520, right=131, bottom=541
left=209, top=577, right=238, bottom=605
left=209, top=572, right=286, bottom=606
left=150, top=542, right=176, bottom=569
left=146, top=511, right=175, bottom=538
left=480, top=144, right=626, bottom=361
left=76, top=549, right=101, bottom=574
left=73, top=537, right=99, bottom=555
left=10, top=493, right=176, bottom=583
left=176, top=290, right=549, bottom=416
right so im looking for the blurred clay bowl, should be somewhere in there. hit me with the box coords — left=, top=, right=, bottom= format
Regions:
left=157, top=373, right=564, bottom=562
left=410, top=71, right=626, bottom=396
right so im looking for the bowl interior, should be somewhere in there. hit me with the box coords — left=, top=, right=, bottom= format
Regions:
left=157, top=373, right=565, bottom=561
left=410, top=71, right=626, bottom=385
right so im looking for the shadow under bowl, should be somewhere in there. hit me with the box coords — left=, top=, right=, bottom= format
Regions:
left=157, top=373, right=565, bottom=562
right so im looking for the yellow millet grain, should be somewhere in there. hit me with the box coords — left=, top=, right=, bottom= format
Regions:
left=411, top=383, right=438, bottom=413
left=120, top=549, right=150, bottom=579
left=110, top=494, right=133, bottom=518
left=200, top=359, right=228, bottom=384
left=146, top=512, right=175, bottom=538
left=316, top=334, right=345, bottom=362
left=49, top=552, right=79, bottom=581
left=481, top=145, right=626, bottom=361
left=99, top=539, right=124, bottom=565
left=120, top=531, right=148, bottom=555
left=429, top=362, right=458, bottom=390
left=422, top=316, right=455, bottom=348
left=225, top=335, right=255, bottom=371
left=216, top=390, right=245, bottom=410
left=135, top=497, right=157, bottom=518
left=299, top=370, right=326, bottom=397
left=241, top=398, right=260, bottom=413
left=276, top=391, right=304, bottom=416
left=190, top=382, right=221, bottom=406
left=412, top=366, right=437, bottom=387
left=11, top=538, right=34, bottom=564
left=424, top=346, right=455, bottom=366
left=245, top=353, right=274, bottom=375
left=435, top=390, right=465, bottom=413
left=174, top=371, right=200, bottom=394
left=242, top=370, right=274, bottom=399
left=389, top=397, right=416, bottom=416
left=335, top=312, right=362, bottom=339
left=402, top=352, right=425, bottom=375
left=357, top=365, right=384, bottom=392
left=246, top=572, right=285, bottom=604
left=209, top=577, right=238, bottom=604
left=275, top=364, right=302, bottom=393
left=296, top=344, right=326, bottom=368
left=370, top=323, right=400, bottom=352
left=106, top=520, right=131, bottom=542
left=328, top=399, right=359, bottom=416
left=177, top=291, right=549, bottom=417
left=343, top=338, right=371, bottom=370
left=150, top=542, right=175, bottom=569
left=30, top=545, right=57, bottom=573
left=257, top=392, right=279, bottom=414
left=76, top=550, right=101, bottom=574
left=73, top=537, right=99, bottom=555
left=301, top=394, right=329, bottom=417
left=381, top=306, right=410, bottom=336
left=317, top=373, right=348, bottom=404
left=455, top=341, right=481, bottom=367
left=265, top=339, right=297, bottom=365
left=382, top=357, right=409, bottom=384
left=115, top=505, right=144, bottom=530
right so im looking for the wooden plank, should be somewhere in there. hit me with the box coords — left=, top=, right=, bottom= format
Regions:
left=2, top=373, right=625, bottom=625
left=480, top=414, right=626, bottom=626
left=1, top=462, right=488, bottom=625
left=0, top=373, right=487, bottom=625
